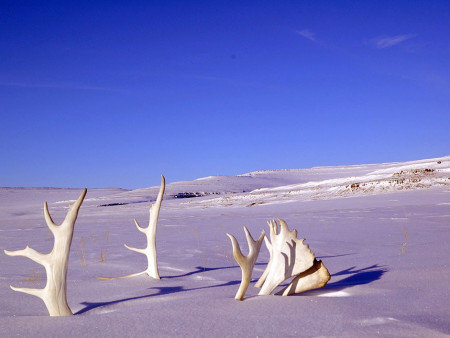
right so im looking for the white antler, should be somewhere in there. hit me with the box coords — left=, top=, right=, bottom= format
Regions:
left=254, top=218, right=330, bottom=296
left=227, top=227, right=265, bottom=300
left=258, top=219, right=316, bottom=295
left=98, top=175, right=165, bottom=280
left=4, top=189, right=87, bottom=316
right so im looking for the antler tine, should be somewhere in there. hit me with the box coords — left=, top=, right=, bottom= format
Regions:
left=124, top=244, right=146, bottom=255
left=43, top=201, right=58, bottom=233
left=4, top=245, right=49, bottom=266
left=227, top=233, right=245, bottom=265
left=149, top=175, right=165, bottom=228
left=64, top=188, right=87, bottom=225
left=133, top=218, right=146, bottom=233
left=277, top=218, right=290, bottom=236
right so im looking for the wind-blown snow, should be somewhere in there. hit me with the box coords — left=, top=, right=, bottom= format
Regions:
left=1, top=156, right=449, bottom=336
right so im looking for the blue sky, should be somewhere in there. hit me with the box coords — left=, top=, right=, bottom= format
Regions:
left=1, top=1, right=449, bottom=188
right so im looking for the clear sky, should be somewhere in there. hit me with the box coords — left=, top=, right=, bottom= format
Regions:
left=1, top=1, right=449, bottom=188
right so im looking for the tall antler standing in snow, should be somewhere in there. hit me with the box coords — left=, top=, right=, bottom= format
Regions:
left=4, top=189, right=87, bottom=316
left=227, top=227, right=265, bottom=300
left=256, top=219, right=330, bottom=296
left=98, top=175, right=165, bottom=280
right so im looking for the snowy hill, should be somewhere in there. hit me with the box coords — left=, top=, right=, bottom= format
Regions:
left=76, top=155, right=450, bottom=209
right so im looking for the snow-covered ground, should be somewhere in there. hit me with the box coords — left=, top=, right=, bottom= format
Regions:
left=1, top=156, right=449, bottom=336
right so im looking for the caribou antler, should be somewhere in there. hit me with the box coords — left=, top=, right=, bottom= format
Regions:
left=98, top=175, right=165, bottom=280
left=227, top=227, right=265, bottom=300
left=4, top=189, right=87, bottom=316
left=257, top=219, right=316, bottom=295
left=255, top=219, right=331, bottom=296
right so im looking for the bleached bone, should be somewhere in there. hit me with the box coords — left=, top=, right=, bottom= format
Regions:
left=275, top=259, right=330, bottom=296
left=258, top=219, right=316, bottom=296
left=4, top=189, right=87, bottom=316
left=98, top=175, right=165, bottom=280
left=227, top=227, right=265, bottom=300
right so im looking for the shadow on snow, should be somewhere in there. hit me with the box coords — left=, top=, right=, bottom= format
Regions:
left=75, top=263, right=386, bottom=314
left=161, top=262, right=267, bottom=279
left=75, top=279, right=240, bottom=315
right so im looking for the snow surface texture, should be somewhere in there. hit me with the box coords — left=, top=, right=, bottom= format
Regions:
left=1, top=156, right=449, bottom=336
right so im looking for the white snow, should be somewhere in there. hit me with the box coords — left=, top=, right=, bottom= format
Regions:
left=1, top=156, right=449, bottom=336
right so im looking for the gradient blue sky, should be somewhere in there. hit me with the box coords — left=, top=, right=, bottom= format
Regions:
left=1, top=1, right=449, bottom=188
